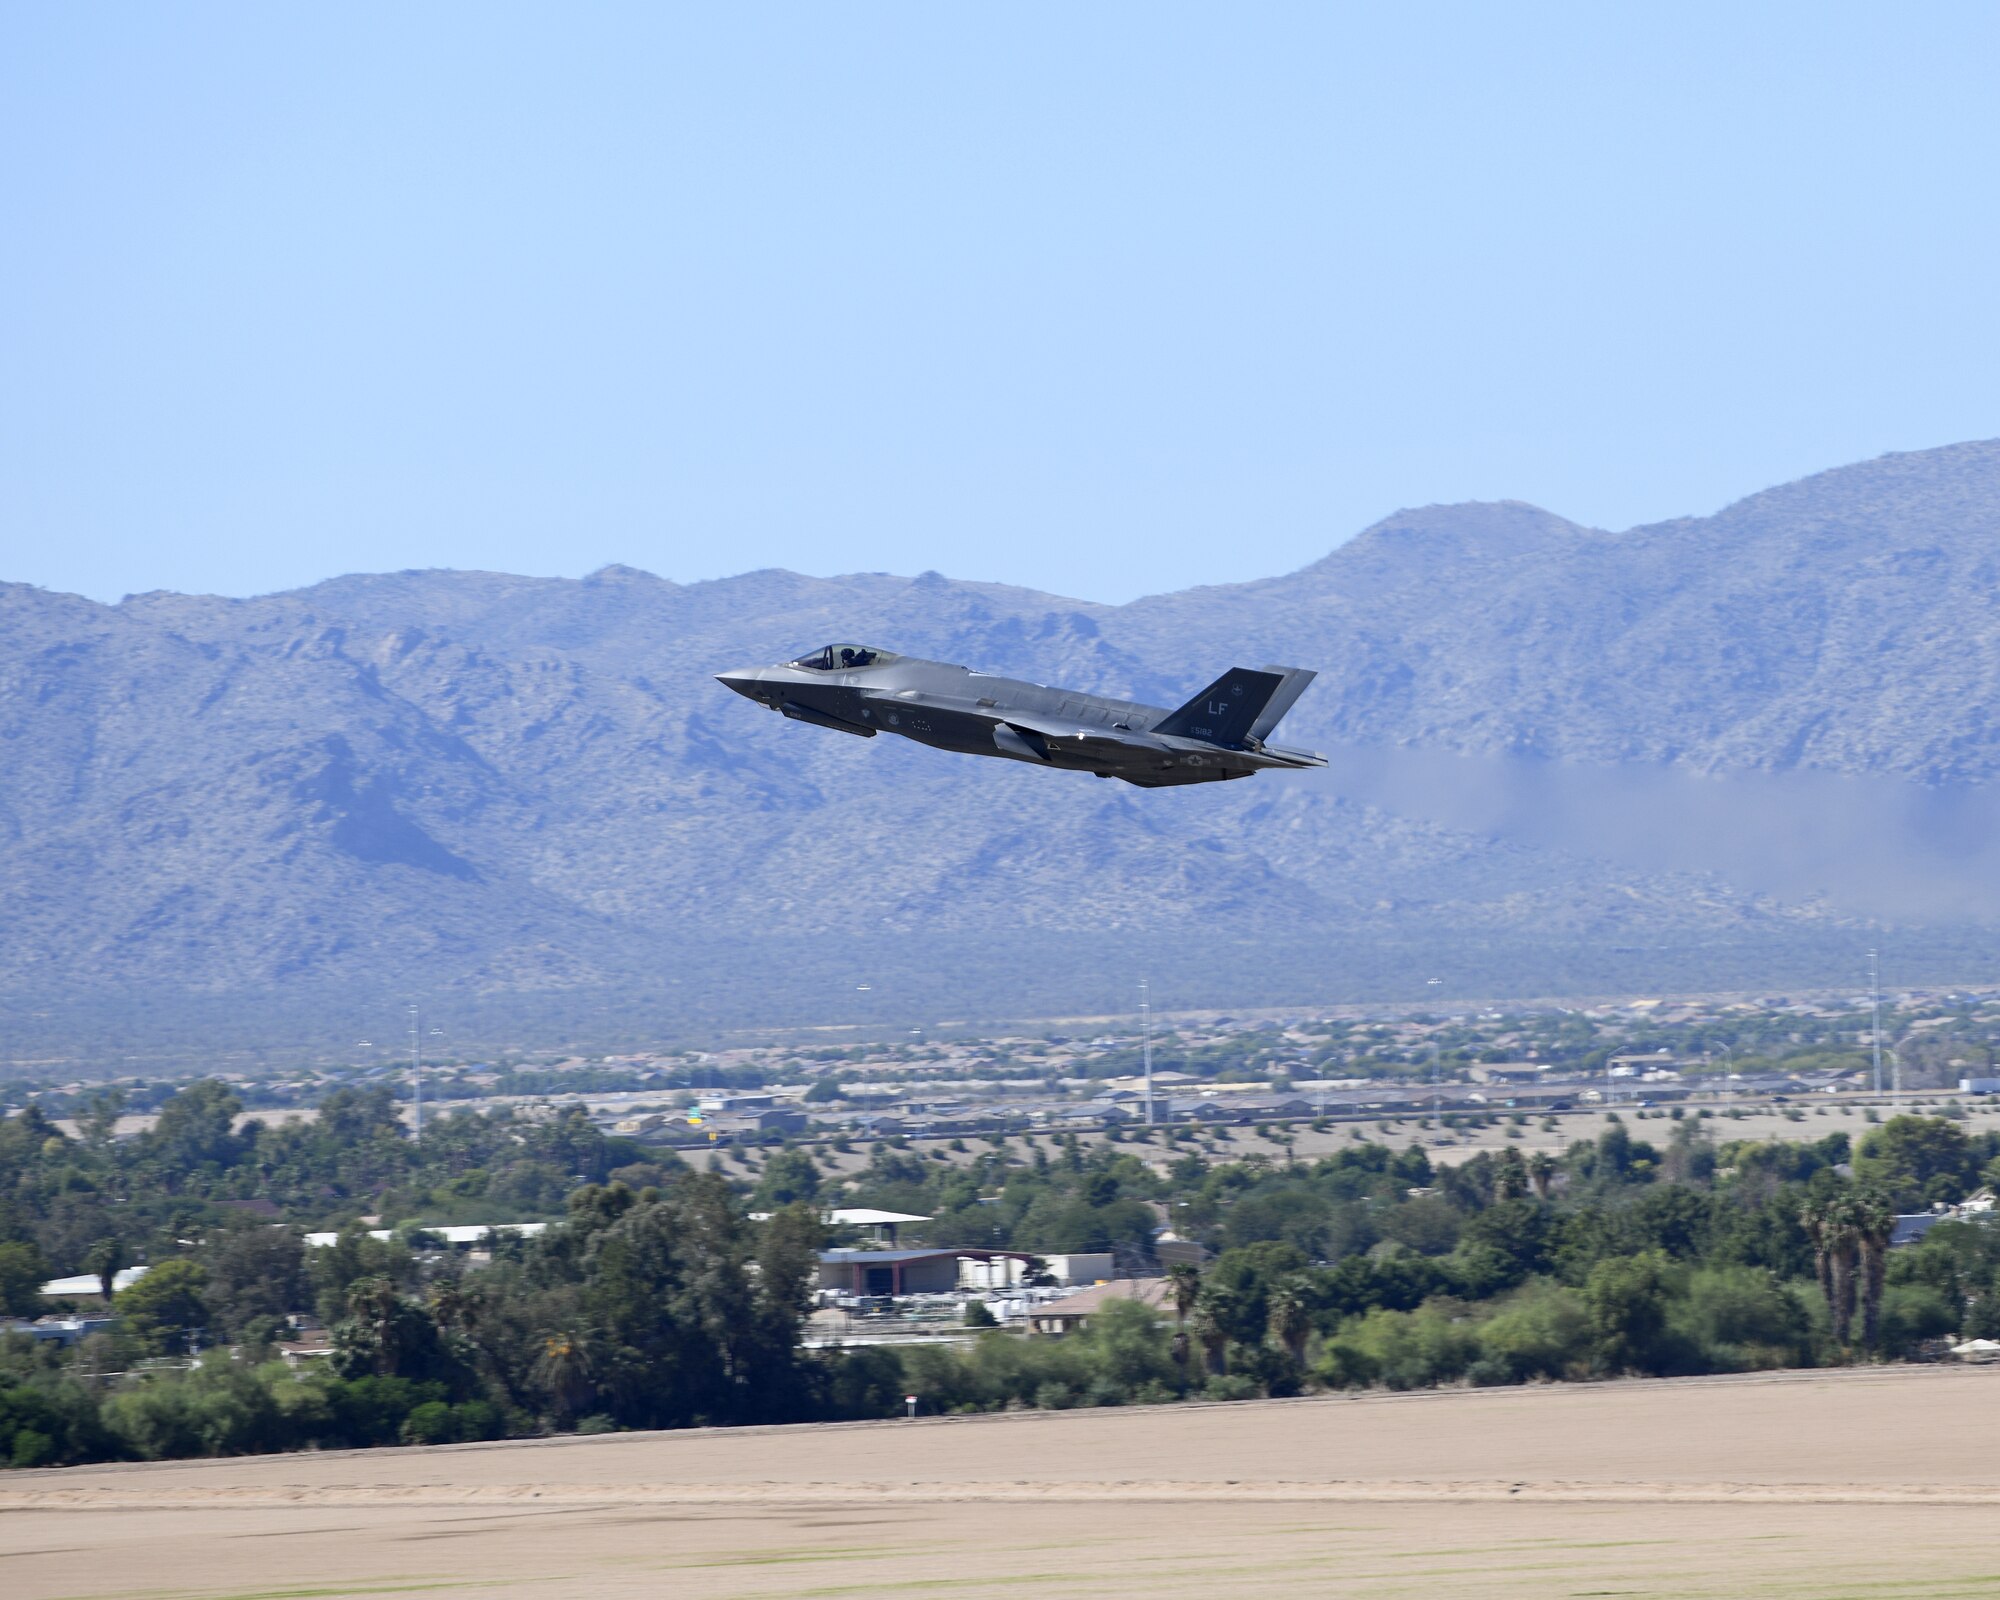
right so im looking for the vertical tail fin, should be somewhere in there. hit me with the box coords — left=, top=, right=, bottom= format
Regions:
left=1248, top=666, right=1316, bottom=743
left=1151, top=667, right=1287, bottom=746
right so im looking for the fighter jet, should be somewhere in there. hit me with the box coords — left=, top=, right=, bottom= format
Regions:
left=716, top=644, right=1325, bottom=787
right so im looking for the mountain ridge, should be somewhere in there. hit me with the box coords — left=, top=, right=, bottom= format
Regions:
left=7, top=438, right=2000, bottom=1049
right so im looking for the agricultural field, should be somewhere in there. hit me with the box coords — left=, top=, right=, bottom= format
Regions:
left=4, top=1365, right=1994, bottom=1600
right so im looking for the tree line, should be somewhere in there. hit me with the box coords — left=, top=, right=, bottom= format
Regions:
left=6, top=1074, right=2000, bottom=1468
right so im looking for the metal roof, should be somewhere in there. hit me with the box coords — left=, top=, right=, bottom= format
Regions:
left=819, top=1247, right=1033, bottom=1264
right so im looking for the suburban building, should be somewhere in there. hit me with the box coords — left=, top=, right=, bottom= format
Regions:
left=1026, top=1277, right=1173, bottom=1336
left=39, top=1266, right=148, bottom=1302
left=1, top=1314, right=118, bottom=1345
left=816, top=1248, right=1038, bottom=1297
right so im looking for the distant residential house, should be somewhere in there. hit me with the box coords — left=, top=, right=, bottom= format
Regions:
left=1026, top=1278, right=1172, bottom=1336
left=1891, top=1189, right=2000, bottom=1248
left=1233, top=1094, right=1314, bottom=1118
left=703, top=1107, right=809, bottom=1138
left=1891, top=1213, right=1946, bottom=1248
left=697, top=1092, right=776, bottom=1114
left=1163, top=1098, right=1238, bottom=1124
left=1469, top=1064, right=1547, bottom=1084
left=1153, top=1233, right=1212, bottom=1270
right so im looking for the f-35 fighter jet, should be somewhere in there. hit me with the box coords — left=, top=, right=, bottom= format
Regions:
left=717, top=644, right=1325, bottom=787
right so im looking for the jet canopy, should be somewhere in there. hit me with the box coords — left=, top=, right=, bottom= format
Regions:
left=789, top=644, right=897, bottom=671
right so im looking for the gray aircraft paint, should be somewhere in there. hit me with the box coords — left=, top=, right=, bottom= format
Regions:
left=717, top=645, right=1325, bottom=788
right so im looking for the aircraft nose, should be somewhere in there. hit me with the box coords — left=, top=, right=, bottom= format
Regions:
left=715, top=668, right=765, bottom=700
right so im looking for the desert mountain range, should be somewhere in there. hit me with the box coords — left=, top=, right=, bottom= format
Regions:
left=7, top=440, right=2000, bottom=1053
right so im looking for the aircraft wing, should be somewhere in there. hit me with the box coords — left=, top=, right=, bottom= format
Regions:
left=976, top=711, right=1162, bottom=757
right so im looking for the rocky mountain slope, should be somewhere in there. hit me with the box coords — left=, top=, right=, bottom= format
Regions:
left=6, top=440, right=2000, bottom=1049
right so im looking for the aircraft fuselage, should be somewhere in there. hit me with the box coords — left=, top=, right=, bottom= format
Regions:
left=717, top=645, right=1325, bottom=788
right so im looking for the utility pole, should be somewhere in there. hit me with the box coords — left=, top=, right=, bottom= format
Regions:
left=1140, top=978, right=1156, bottom=1127
left=1870, top=949, right=1883, bottom=1097
left=408, top=1001, right=423, bottom=1140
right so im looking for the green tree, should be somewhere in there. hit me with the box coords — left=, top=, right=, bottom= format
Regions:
left=1582, top=1251, right=1673, bottom=1375
left=751, top=1148, right=822, bottom=1209
left=116, top=1259, right=210, bottom=1355
left=200, top=1227, right=308, bottom=1340
left=1188, top=1287, right=1232, bottom=1378
left=1165, top=1262, right=1201, bottom=1372
left=332, top=1277, right=461, bottom=1386
left=1266, top=1277, right=1312, bottom=1366
left=83, top=1235, right=126, bottom=1303
left=77, top=1088, right=127, bottom=1150
left=1854, top=1116, right=1978, bottom=1209
left=530, top=1332, right=596, bottom=1425
left=1851, top=1189, right=1896, bottom=1350
left=0, top=1240, right=50, bottom=1316
left=146, top=1080, right=246, bottom=1175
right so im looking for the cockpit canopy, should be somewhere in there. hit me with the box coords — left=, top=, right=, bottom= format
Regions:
left=789, top=644, right=896, bottom=671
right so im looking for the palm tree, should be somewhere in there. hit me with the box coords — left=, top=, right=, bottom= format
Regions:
left=532, top=1332, right=596, bottom=1425
left=346, top=1276, right=407, bottom=1376
left=1527, top=1151, right=1557, bottom=1201
left=1267, top=1277, right=1311, bottom=1366
left=1799, top=1196, right=1835, bottom=1313
left=429, top=1279, right=470, bottom=1334
left=1188, top=1288, right=1230, bottom=1379
left=1851, top=1189, right=1896, bottom=1350
left=1166, top=1263, right=1201, bottom=1373
left=1824, top=1194, right=1861, bottom=1347
left=83, top=1235, right=125, bottom=1303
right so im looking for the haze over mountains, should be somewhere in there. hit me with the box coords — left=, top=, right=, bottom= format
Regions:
left=8, top=440, right=2000, bottom=1057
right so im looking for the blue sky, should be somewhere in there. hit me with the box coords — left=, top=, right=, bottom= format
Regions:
left=5, top=4, right=1999, bottom=605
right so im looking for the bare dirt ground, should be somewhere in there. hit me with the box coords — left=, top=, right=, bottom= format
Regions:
left=6, top=1365, right=1998, bottom=1599
left=769, top=1099, right=2000, bottom=1182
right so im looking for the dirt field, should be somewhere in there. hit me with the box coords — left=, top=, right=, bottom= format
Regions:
left=776, top=1098, right=2000, bottom=1181
left=6, top=1365, right=1998, bottom=1599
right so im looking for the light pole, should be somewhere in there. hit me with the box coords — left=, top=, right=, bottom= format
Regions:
left=1425, top=978, right=1442, bottom=1129
left=1870, top=949, right=1883, bottom=1097
left=407, top=1002, right=423, bottom=1140
left=1140, top=977, right=1156, bottom=1128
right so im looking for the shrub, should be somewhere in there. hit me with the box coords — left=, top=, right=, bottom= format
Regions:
left=1670, top=1267, right=1810, bottom=1370
left=402, top=1400, right=456, bottom=1445
left=1474, top=1282, right=1592, bottom=1383
left=1878, top=1284, right=1956, bottom=1354
left=1320, top=1305, right=1478, bottom=1391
